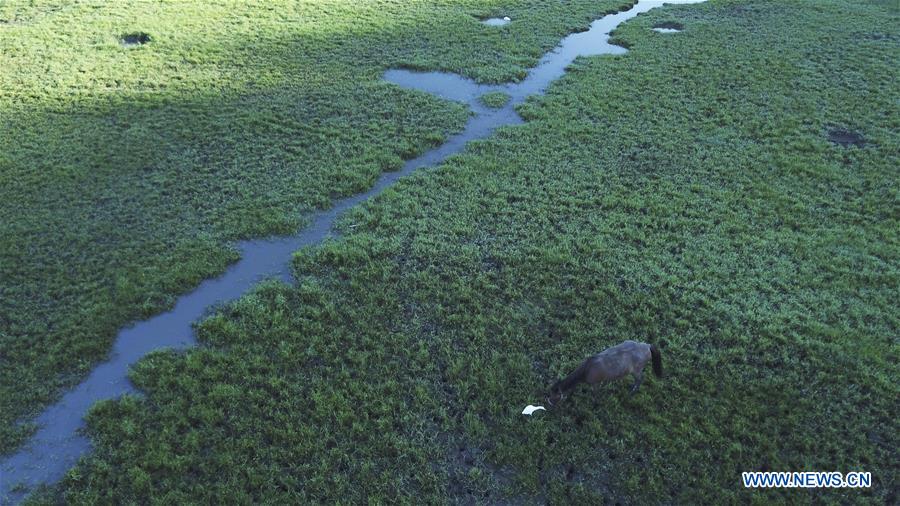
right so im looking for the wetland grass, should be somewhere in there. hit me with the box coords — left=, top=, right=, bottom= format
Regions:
left=3, top=0, right=898, bottom=504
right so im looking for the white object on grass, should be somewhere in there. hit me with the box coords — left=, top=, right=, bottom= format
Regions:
left=522, top=405, right=546, bottom=415
left=503, top=16, right=511, bottom=21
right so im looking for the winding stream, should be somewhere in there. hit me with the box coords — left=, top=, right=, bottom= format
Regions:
left=0, top=1, right=702, bottom=502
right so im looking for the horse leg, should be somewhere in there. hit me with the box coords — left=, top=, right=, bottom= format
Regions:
left=630, top=371, right=643, bottom=395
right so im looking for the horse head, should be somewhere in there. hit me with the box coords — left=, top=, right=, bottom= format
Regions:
left=546, top=387, right=566, bottom=407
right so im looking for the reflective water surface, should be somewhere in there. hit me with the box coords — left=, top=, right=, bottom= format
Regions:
left=481, top=17, right=511, bottom=26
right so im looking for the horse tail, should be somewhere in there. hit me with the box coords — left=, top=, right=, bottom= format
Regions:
left=650, top=345, right=663, bottom=377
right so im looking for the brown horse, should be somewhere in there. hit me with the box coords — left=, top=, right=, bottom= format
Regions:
left=547, top=340, right=662, bottom=406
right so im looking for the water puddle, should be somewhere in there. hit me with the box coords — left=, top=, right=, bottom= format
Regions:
left=1, top=1, right=706, bottom=502
left=481, top=17, right=511, bottom=26
left=382, top=69, right=496, bottom=108
left=652, top=22, right=683, bottom=33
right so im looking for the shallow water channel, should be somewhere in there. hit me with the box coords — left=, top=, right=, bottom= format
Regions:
left=0, top=1, right=703, bottom=501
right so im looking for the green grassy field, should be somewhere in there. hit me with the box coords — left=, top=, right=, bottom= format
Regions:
left=5, top=0, right=900, bottom=503
left=0, top=0, right=635, bottom=453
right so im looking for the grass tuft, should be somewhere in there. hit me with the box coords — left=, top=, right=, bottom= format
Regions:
left=480, top=91, right=512, bottom=108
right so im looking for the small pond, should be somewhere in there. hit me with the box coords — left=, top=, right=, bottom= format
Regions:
left=482, top=17, right=511, bottom=26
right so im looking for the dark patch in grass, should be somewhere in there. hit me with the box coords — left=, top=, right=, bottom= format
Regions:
left=652, top=21, right=684, bottom=30
left=856, top=32, right=899, bottom=41
left=827, top=127, right=866, bottom=147
left=121, top=32, right=151, bottom=46
left=607, top=37, right=631, bottom=49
